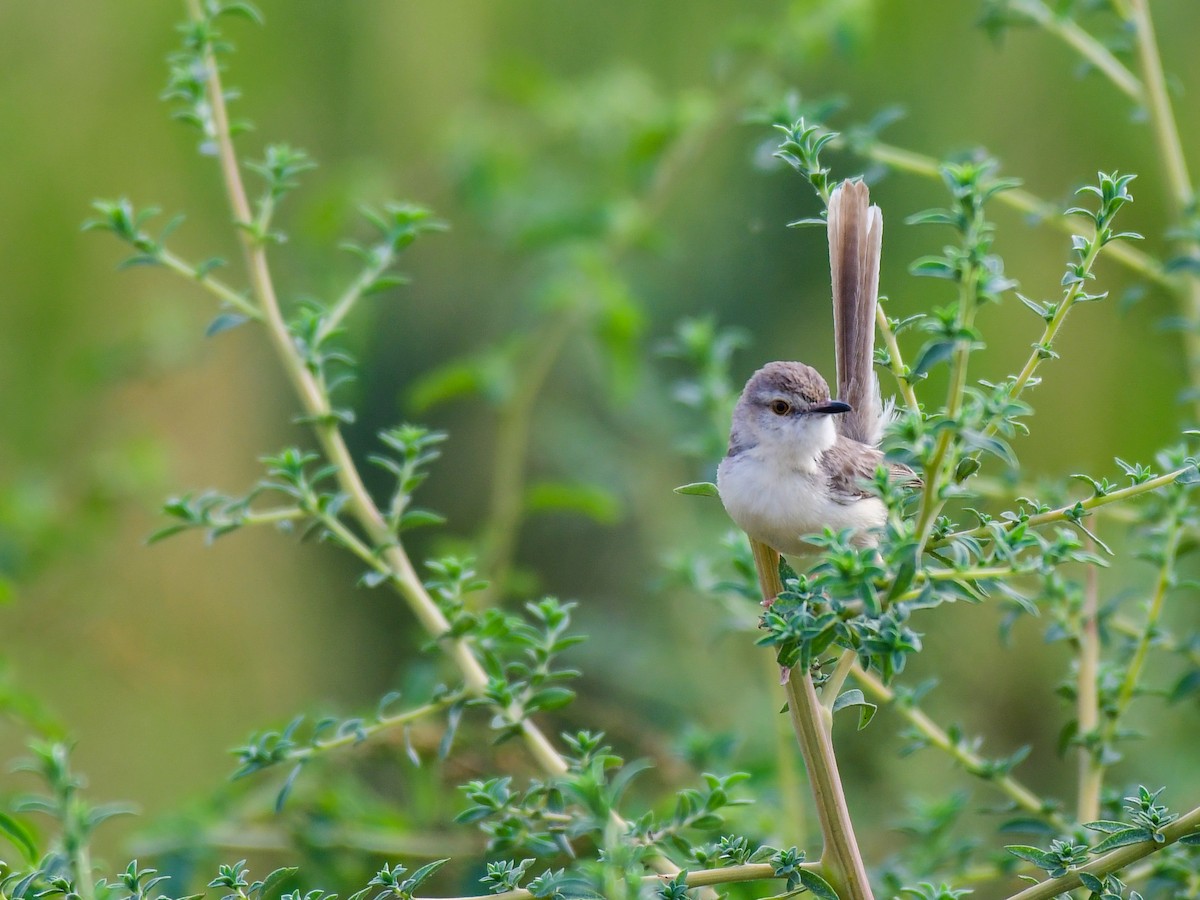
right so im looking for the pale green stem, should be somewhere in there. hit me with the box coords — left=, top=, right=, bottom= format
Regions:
left=183, top=0, right=566, bottom=775
left=1008, top=0, right=1143, bottom=100
left=753, top=539, right=875, bottom=900
left=287, top=695, right=463, bottom=764
left=820, top=649, right=858, bottom=712
left=914, top=251, right=980, bottom=548
left=1076, top=543, right=1103, bottom=825
left=160, top=248, right=261, bottom=320
left=876, top=303, right=920, bottom=413
left=181, top=1, right=689, bottom=880
left=1002, top=228, right=1105, bottom=412
left=852, top=664, right=1068, bottom=832
left=1126, top=0, right=1200, bottom=420
left=242, top=507, right=307, bottom=527
left=935, top=466, right=1188, bottom=546
left=1002, top=804, right=1200, bottom=900
left=315, top=247, right=395, bottom=345
left=1101, top=510, right=1182, bottom=749
left=413, top=860, right=822, bottom=900
left=854, top=140, right=1169, bottom=288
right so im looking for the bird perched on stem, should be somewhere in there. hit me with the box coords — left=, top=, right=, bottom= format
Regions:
left=717, top=180, right=913, bottom=556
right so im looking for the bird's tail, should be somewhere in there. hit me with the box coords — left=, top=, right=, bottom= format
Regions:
left=828, top=179, right=884, bottom=446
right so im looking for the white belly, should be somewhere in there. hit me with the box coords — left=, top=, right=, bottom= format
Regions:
left=716, top=450, right=884, bottom=555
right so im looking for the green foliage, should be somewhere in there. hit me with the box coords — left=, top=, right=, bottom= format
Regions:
left=6, top=3, right=1200, bottom=900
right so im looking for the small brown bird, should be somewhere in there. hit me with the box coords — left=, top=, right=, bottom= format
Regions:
left=716, top=181, right=912, bottom=554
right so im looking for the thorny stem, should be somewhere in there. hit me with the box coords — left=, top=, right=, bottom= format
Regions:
left=1002, top=804, right=1200, bottom=900
left=1076, top=542, right=1103, bottom=825
left=752, top=540, right=874, bottom=900
left=851, top=664, right=1068, bottom=832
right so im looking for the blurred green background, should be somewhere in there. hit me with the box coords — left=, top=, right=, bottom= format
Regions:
left=2, top=0, right=1199, bottom=893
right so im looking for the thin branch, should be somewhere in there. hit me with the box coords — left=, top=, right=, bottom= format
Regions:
left=852, top=140, right=1170, bottom=289
left=159, top=248, right=261, bottom=320
left=412, top=860, right=818, bottom=900
left=1076, top=542, right=1103, bottom=824
left=851, top=664, right=1067, bottom=832
left=934, top=467, right=1190, bottom=546
left=1002, top=804, right=1200, bottom=900
left=1006, top=0, right=1143, bottom=100
left=752, top=540, right=875, bottom=900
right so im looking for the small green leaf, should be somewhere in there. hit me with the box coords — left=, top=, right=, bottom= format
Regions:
left=260, top=867, right=298, bottom=898
left=796, top=869, right=839, bottom=900
left=0, top=810, right=38, bottom=863
left=206, top=312, right=251, bottom=338
left=832, top=689, right=878, bottom=730
left=673, top=481, right=719, bottom=497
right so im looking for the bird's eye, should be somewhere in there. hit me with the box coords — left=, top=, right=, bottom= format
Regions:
left=769, top=399, right=791, bottom=416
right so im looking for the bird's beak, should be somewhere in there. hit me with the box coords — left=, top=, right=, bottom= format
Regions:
left=812, top=400, right=852, bottom=415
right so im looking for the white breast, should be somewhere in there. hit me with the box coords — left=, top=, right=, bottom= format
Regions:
left=716, top=448, right=885, bottom=555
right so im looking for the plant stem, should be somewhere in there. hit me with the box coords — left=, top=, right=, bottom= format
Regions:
left=934, top=466, right=1190, bottom=546
left=181, top=2, right=690, bottom=881
left=1000, top=228, right=1104, bottom=414
left=1125, top=0, right=1200, bottom=419
left=159, top=248, right=261, bottom=319
left=820, top=649, right=857, bottom=712
left=851, top=664, right=1067, bottom=832
left=411, top=860, right=821, bottom=900
left=752, top=539, right=875, bottom=900
left=1002, top=804, right=1200, bottom=900
left=853, top=140, right=1169, bottom=288
left=1009, top=0, right=1143, bottom=100
left=913, top=246, right=980, bottom=548
left=1100, top=506, right=1182, bottom=751
left=1076, top=544, right=1103, bottom=825
left=875, top=303, right=921, bottom=413
left=183, top=0, right=566, bottom=778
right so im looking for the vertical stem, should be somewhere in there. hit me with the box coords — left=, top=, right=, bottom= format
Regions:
left=1076, top=542, right=1102, bottom=824
left=752, top=540, right=874, bottom=900
left=1126, top=0, right=1200, bottom=418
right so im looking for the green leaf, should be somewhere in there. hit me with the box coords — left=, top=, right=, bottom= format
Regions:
left=910, top=339, right=955, bottom=378
left=259, top=867, right=298, bottom=898
left=673, top=481, right=719, bottom=497
left=831, top=689, right=878, bottom=730
left=398, top=508, right=447, bottom=531
left=796, top=869, right=839, bottom=900
left=0, top=810, right=38, bottom=863
left=206, top=312, right=251, bottom=338
left=1089, top=827, right=1152, bottom=853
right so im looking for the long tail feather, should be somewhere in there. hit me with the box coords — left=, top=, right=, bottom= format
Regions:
left=828, top=180, right=883, bottom=445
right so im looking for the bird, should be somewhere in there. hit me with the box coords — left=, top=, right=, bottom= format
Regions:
left=716, top=180, right=912, bottom=555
